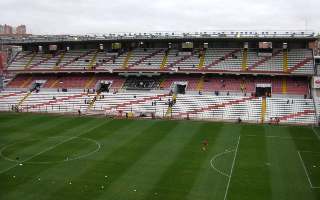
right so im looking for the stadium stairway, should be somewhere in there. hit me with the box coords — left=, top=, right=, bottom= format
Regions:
left=87, top=92, right=101, bottom=110
left=104, top=93, right=169, bottom=111
left=24, top=52, right=37, bottom=69
left=283, top=49, right=288, bottom=72
left=205, top=49, right=241, bottom=69
left=165, top=106, right=172, bottom=118
left=196, top=76, right=205, bottom=91
left=287, top=57, right=313, bottom=73
left=17, top=92, right=32, bottom=108
left=175, top=96, right=257, bottom=118
left=261, top=97, right=267, bottom=123
left=282, top=78, right=287, bottom=94
left=242, top=48, right=248, bottom=71
left=198, top=50, right=206, bottom=69
left=54, top=51, right=66, bottom=69
left=160, top=50, right=169, bottom=69
left=128, top=49, right=164, bottom=68
left=122, top=50, right=133, bottom=69
left=248, top=49, right=282, bottom=71
left=88, top=50, right=99, bottom=70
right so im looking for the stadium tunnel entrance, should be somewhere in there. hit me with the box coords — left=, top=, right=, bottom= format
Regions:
left=173, top=82, right=187, bottom=94
left=256, top=84, right=272, bottom=97
left=96, top=81, right=112, bottom=93
left=30, top=80, right=46, bottom=92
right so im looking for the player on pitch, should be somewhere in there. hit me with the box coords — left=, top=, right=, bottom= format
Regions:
left=202, top=139, right=208, bottom=151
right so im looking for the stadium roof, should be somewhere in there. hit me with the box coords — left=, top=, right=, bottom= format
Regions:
left=0, top=30, right=318, bottom=45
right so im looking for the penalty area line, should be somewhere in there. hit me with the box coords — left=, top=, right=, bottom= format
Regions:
left=311, top=126, right=320, bottom=142
left=297, top=151, right=320, bottom=189
left=0, top=120, right=108, bottom=175
left=223, top=136, right=241, bottom=200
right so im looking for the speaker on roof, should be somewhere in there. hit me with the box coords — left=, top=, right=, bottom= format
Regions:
left=283, top=43, right=288, bottom=49
left=244, top=42, right=248, bottom=49
left=112, top=43, right=121, bottom=50
left=182, top=42, right=193, bottom=49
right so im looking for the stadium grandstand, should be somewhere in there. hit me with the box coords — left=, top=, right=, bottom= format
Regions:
left=0, top=30, right=319, bottom=125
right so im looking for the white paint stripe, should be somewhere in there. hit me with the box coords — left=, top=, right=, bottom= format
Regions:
left=0, top=137, right=77, bottom=174
left=223, top=136, right=241, bottom=200
left=0, top=120, right=109, bottom=174
left=210, top=150, right=235, bottom=178
left=0, top=136, right=101, bottom=164
left=245, top=135, right=313, bottom=140
left=299, top=150, right=320, bottom=154
left=312, top=127, right=320, bottom=141
left=297, top=151, right=319, bottom=189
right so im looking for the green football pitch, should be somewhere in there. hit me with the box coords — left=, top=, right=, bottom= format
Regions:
left=0, top=112, right=320, bottom=200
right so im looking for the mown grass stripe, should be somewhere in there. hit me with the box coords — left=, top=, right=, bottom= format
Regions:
left=228, top=125, right=272, bottom=200
left=143, top=122, right=223, bottom=200
left=48, top=120, right=178, bottom=200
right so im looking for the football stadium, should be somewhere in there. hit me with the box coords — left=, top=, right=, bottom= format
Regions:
left=1, top=1, right=320, bottom=200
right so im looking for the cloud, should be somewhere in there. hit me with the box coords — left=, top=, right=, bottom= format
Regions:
left=0, top=0, right=319, bottom=34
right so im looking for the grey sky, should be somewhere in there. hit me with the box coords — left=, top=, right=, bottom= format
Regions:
left=0, top=0, right=319, bottom=34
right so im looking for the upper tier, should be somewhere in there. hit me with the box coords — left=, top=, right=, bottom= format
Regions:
left=8, top=48, right=314, bottom=75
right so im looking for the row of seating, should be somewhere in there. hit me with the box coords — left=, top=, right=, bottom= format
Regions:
left=6, top=74, right=309, bottom=96
left=265, top=98, right=316, bottom=124
left=0, top=90, right=316, bottom=124
left=170, top=94, right=316, bottom=124
left=7, top=74, right=126, bottom=90
left=9, top=48, right=314, bottom=74
left=171, top=95, right=262, bottom=122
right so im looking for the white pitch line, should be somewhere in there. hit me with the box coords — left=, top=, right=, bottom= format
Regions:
left=223, top=136, right=241, bottom=200
left=245, top=135, right=313, bottom=140
left=0, top=120, right=108, bottom=174
left=0, top=136, right=101, bottom=165
left=297, top=151, right=320, bottom=189
left=311, top=126, right=320, bottom=141
left=210, top=150, right=235, bottom=178
left=0, top=137, right=76, bottom=174
left=299, top=150, right=320, bottom=154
